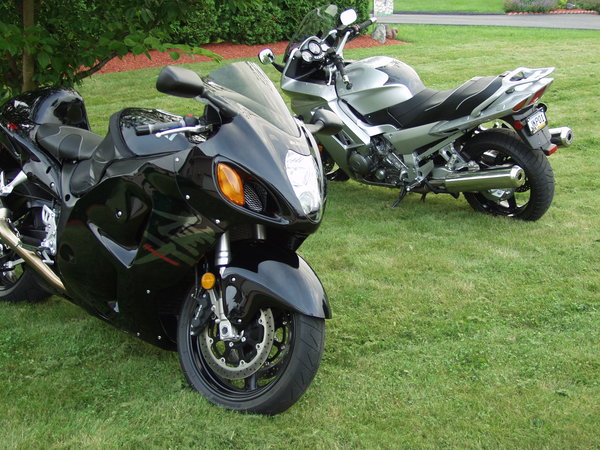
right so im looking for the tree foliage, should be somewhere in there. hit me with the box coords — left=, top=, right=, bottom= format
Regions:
left=0, top=0, right=370, bottom=102
left=0, top=0, right=218, bottom=99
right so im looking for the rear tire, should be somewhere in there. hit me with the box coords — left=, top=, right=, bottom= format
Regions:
left=177, top=289, right=325, bottom=415
left=462, top=128, right=554, bottom=221
left=0, top=250, right=51, bottom=303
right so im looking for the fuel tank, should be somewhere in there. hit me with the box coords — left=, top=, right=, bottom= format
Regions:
left=336, top=56, right=425, bottom=116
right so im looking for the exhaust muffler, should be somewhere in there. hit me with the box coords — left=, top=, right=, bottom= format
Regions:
left=431, top=165, right=525, bottom=193
left=549, top=127, right=573, bottom=147
left=0, top=208, right=66, bottom=293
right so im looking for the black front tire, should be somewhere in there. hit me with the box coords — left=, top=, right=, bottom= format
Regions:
left=462, top=128, right=554, bottom=221
left=177, top=290, right=325, bottom=415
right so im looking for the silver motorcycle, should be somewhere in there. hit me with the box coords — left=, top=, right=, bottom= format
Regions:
left=259, top=5, right=573, bottom=221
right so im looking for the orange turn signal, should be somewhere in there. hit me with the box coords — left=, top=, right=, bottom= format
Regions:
left=201, top=272, right=216, bottom=290
left=217, top=163, right=244, bottom=206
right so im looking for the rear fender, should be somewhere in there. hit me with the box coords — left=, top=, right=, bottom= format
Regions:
left=509, top=105, right=554, bottom=153
left=221, top=242, right=330, bottom=322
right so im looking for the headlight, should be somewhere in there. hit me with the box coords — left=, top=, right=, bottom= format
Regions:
left=285, top=150, right=323, bottom=220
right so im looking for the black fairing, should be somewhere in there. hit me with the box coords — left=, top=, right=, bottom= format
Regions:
left=222, top=241, right=331, bottom=323
left=57, top=168, right=218, bottom=349
left=178, top=111, right=323, bottom=235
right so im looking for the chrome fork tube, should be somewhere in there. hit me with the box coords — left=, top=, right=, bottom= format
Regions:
left=212, top=231, right=238, bottom=340
left=215, top=231, right=231, bottom=270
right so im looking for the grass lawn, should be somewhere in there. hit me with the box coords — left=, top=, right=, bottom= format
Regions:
left=370, top=0, right=506, bottom=13
left=1, top=25, right=599, bottom=447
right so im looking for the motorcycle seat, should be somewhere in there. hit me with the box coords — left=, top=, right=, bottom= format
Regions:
left=364, top=76, right=503, bottom=129
left=36, top=124, right=103, bottom=161
left=37, top=112, right=134, bottom=196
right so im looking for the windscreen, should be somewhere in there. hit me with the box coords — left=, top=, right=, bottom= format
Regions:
left=284, top=4, right=338, bottom=61
left=206, top=61, right=299, bottom=136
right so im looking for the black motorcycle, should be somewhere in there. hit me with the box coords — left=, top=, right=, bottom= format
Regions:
left=0, top=61, right=340, bottom=414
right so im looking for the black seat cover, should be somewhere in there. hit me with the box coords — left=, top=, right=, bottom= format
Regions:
left=37, top=124, right=103, bottom=160
left=364, top=76, right=504, bottom=129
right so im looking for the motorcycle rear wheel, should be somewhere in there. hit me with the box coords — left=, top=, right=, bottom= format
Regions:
left=177, top=290, right=325, bottom=415
left=0, top=203, right=52, bottom=303
left=0, top=248, right=51, bottom=302
left=462, top=128, right=554, bottom=221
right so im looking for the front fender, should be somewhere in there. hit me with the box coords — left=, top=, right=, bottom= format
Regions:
left=222, top=242, right=331, bottom=321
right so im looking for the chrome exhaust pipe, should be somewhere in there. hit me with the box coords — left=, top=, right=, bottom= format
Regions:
left=549, top=127, right=573, bottom=147
left=431, top=165, right=525, bottom=193
left=0, top=208, right=66, bottom=293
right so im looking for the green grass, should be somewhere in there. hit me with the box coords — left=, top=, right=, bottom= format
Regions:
left=392, top=0, right=505, bottom=13
left=1, top=26, right=600, bottom=447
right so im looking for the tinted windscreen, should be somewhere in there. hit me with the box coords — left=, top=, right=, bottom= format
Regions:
left=285, top=4, right=338, bottom=61
left=206, top=62, right=299, bottom=136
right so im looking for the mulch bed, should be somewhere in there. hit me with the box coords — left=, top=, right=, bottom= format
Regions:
left=98, top=35, right=401, bottom=74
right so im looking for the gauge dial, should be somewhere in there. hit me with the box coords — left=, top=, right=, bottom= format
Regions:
left=301, top=50, right=312, bottom=62
left=308, top=41, right=321, bottom=55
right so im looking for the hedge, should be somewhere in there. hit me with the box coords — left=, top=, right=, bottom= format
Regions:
left=170, top=1, right=371, bottom=46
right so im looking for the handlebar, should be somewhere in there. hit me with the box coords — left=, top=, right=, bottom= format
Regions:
left=332, top=56, right=352, bottom=90
left=355, top=18, right=377, bottom=32
left=135, top=115, right=201, bottom=136
left=135, top=119, right=185, bottom=136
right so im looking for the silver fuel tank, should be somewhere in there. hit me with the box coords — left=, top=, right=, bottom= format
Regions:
left=336, top=56, right=425, bottom=115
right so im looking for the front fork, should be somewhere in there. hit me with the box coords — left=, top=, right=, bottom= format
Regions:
left=208, top=225, right=267, bottom=341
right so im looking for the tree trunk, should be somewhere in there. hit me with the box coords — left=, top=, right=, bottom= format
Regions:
left=21, top=0, right=36, bottom=92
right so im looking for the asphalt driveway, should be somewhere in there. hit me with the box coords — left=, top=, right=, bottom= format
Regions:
left=375, top=13, right=600, bottom=30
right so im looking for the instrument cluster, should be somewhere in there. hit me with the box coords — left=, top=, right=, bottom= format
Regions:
left=301, top=39, right=328, bottom=63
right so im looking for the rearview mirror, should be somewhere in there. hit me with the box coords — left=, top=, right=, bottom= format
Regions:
left=340, top=9, right=357, bottom=26
left=156, top=66, right=205, bottom=98
left=258, top=49, right=275, bottom=65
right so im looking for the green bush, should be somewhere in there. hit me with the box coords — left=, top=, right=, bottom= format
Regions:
left=503, top=0, right=558, bottom=12
left=577, top=0, right=600, bottom=11
left=168, top=1, right=220, bottom=45
left=170, top=1, right=371, bottom=46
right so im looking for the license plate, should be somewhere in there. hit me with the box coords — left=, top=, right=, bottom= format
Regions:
left=526, top=110, right=548, bottom=135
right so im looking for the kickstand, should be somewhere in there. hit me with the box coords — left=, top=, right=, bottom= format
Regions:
left=420, top=193, right=427, bottom=202
left=392, top=186, right=408, bottom=208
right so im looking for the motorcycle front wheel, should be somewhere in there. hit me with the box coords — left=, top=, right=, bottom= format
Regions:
left=462, top=128, right=555, bottom=221
left=177, top=289, right=325, bottom=415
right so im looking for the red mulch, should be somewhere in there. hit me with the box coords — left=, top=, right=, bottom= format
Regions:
left=97, top=35, right=402, bottom=74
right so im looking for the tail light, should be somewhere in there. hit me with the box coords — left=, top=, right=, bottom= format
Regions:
left=528, top=86, right=547, bottom=105
left=513, top=86, right=548, bottom=112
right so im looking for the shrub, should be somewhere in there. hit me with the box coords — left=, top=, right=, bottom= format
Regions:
left=577, top=0, right=600, bottom=11
left=504, top=0, right=558, bottom=12
left=170, top=0, right=371, bottom=46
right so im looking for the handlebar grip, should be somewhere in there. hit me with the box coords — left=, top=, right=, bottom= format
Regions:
left=135, top=124, right=152, bottom=136
left=333, top=58, right=352, bottom=90
left=135, top=120, right=184, bottom=136
left=356, top=18, right=376, bottom=31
